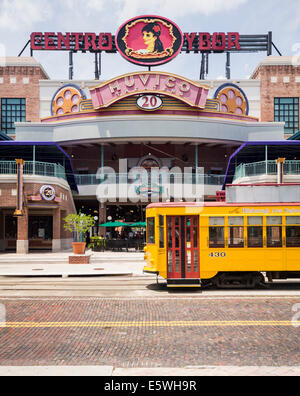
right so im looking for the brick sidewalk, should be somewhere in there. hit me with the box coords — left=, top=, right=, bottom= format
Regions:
left=0, top=297, right=299, bottom=369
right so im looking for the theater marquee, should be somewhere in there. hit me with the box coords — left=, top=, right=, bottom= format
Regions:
left=90, top=72, right=209, bottom=110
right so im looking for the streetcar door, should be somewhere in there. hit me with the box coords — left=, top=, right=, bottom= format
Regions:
left=167, top=216, right=200, bottom=286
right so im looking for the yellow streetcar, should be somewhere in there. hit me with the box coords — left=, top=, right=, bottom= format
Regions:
left=143, top=202, right=300, bottom=288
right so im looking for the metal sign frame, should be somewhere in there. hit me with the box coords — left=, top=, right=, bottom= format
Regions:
left=19, top=29, right=281, bottom=80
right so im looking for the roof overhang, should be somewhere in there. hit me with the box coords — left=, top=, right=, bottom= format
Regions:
left=223, top=141, right=300, bottom=189
left=0, top=141, right=78, bottom=192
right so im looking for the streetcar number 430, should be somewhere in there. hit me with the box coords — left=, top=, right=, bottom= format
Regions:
left=209, top=252, right=226, bottom=258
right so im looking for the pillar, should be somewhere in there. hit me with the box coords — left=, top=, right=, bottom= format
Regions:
left=99, top=202, right=107, bottom=238
left=195, top=144, right=199, bottom=185
left=0, top=211, right=4, bottom=252
left=277, top=158, right=286, bottom=184
left=52, top=209, right=61, bottom=252
left=17, top=207, right=28, bottom=254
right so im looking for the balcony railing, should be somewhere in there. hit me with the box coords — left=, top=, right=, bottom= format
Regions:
left=0, top=161, right=67, bottom=180
left=75, top=173, right=225, bottom=186
left=233, top=160, right=300, bottom=182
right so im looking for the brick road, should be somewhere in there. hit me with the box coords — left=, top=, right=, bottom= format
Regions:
left=0, top=297, right=299, bottom=368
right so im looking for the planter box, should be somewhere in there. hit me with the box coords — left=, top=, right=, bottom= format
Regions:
left=69, top=255, right=91, bottom=264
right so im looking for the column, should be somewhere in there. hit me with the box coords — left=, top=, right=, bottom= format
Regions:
left=17, top=207, right=28, bottom=254
left=99, top=203, right=107, bottom=238
left=0, top=211, right=4, bottom=251
left=52, top=208, right=61, bottom=252
left=195, top=144, right=199, bottom=185
left=277, top=158, right=286, bottom=184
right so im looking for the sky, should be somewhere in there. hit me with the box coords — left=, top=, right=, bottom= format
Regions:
left=0, top=0, right=299, bottom=81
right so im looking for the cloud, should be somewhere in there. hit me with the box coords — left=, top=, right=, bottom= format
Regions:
left=0, top=0, right=248, bottom=32
left=109, top=0, right=248, bottom=21
left=0, top=0, right=53, bottom=31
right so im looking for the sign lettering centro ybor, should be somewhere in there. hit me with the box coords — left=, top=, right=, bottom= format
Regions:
left=28, top=14, right=275, bottom=76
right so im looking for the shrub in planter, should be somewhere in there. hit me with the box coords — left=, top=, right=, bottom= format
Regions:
left=63, top=213, right=95, bottom=254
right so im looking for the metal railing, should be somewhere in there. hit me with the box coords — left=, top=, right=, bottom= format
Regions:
left=75, top=173, right=225, bottom=186
left=0, top=161, right=67, bottom=180
left=233, top=160, right=300, bottom=181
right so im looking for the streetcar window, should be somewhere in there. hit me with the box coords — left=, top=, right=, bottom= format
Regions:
left=267, top=217, right=282, bottom=225
left=248, top=216, right=263, bottom=226
left=247, top=217, right=263, bottom=248
left=209, top=227, right=225, bottom=248
left=229, top=217, right=244, bottom=226
left=147, top=217, right=155, bottom=244
left=208, top=217, right=224, bottom=248
left=247, top=227, right=263, bottom=248
left=209, top=217, right=225, bottom=226
left=228, top=217, right=244, bottom=248
left=159, top=215, right=164, bottom=249
left=286, top=217, right=300, bottom=225
left=168, top=227, right=172, bottom=248
left=267, top=217, right=282, bottom=248
left=286, top=217, right=300, bottom=248
left=267, top=227, right=282, bottom=247
left=286, top=226, right=300, bottom=247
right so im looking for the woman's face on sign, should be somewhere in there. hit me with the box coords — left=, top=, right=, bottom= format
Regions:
left=143, top=31, right=156, bottom=47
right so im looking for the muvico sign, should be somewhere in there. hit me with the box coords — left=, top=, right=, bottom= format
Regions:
left=89, top=71, right=209, bottom=109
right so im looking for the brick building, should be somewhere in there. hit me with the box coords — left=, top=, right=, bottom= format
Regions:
left=0, top=55, right=294, bottom=253
left=251, top=56, right=300, bottom=137
left=0, top=142, right=77, bottom=253
left=0, top=57, right=49, bottom=138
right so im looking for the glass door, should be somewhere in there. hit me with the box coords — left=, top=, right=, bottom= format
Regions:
left=29, top=216, right=53, bottom=251
left=167, top=216, right=200, bottom=280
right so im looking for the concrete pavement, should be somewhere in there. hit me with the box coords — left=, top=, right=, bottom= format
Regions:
left=1, top=365, right=300, bottom=376
left=0, top=251, right=146, bottom=277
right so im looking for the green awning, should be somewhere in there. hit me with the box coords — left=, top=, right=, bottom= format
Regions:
left=99, top=221, right=130, bottom=227
left=129, top=222, right=147, bottom=228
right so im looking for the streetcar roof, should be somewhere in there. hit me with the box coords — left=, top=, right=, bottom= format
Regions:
left=147, top=201, right=300, bottom=209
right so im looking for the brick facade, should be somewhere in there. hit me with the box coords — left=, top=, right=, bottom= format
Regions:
left=252, top=57, right=300, bottom=135
left=0, top=178, right=75, bottom=253
left=0, top=57, right=49, bottom=136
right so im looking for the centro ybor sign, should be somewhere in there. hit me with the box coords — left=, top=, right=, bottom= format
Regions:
left=30, top=14, right=242, bottom=66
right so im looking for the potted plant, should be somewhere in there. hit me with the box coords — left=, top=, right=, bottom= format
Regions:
left=63, top=213, right=95, bottom=255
